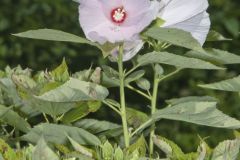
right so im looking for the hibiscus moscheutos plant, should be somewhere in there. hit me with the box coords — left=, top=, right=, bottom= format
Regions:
left=10, top=0, right=240, bottom=159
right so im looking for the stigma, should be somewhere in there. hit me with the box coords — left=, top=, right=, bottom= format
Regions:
left=111, top=7, right=127, bottom=24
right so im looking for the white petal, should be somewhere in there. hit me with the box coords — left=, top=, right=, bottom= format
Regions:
left=159, top=0, right=209, bottom=26
left=110, top=40, right=144, bottom=62
left=164, top=12, right=210, bottom=46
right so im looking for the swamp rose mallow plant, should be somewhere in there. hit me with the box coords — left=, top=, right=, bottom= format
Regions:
left=10, top=0, right=240, bottom=159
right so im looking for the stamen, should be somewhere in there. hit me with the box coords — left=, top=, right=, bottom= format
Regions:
left=111, top=7, right=127, bottom=24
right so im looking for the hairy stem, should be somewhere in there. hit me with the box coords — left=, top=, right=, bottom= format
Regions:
left=118, top=44, right=130, bottom=147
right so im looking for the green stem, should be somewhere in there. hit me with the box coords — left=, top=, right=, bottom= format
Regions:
left=103, top=100, right=121, bottom=115
left=127, top=85, right=151, bottom=100
left=149, top=70, right=159, bottom=157
left=118, top=44, right=130, bottom=148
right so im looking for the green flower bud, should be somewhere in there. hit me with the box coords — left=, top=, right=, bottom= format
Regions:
left=114, top=147, right=124, bottom=160
left=102, top=141, right=114, bottom=160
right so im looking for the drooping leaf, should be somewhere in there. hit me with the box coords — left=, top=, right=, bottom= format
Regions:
left=153, top=135, right=173, bottom=158
left=211, top=139, right=240, bottom=160
left=206, top=30, right=232, bottom=41
left=32, top=137, right=59, bottom=160
left=0, top=105, right=31, bottom=133
left=199, top=76, right=240, bottom=92
left=153, top=102, right=240, bottom=129
left=21, top=123, right=101, bottom=146
left=137, top=52, right=223, bottom=70
left=166, top=96, right=218, bottom=106
left=35, top=78, right=109, bottom=102
left=125, top=70, right=145, bottom=84
left=74, top=119, right=121, bottom=134
left=144, top=27, right=204, bottom=52
left=126, top=108, right=149, bottom=129
left=186, top=48, right=240, bottom=65
left=101, top=65, right=119, bottom=88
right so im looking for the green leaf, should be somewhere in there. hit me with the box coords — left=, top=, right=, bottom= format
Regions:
left=13, top=29, right=95, bottom=46
left=153, top=135, right=184, bottom=159
left=137, top=52, right=224, bottom=70
left=136, top=78, right=151, bottom=91
left=0, top=138, right=17, bottom=160
left=199, top=76, right=240, bottom=92
left=35, top=78, right=109, bottom=102
left=126, top=108, right=149, bottom=129
left=206, top=30, right=232, bottom=41
left=186, top=48, right=240, bottom=65
left=153, top=102, right=240, bottom=129
left=21, top=123, right=101, bottom=146
left=101, top=65, right=119, bottom=88
left=51, top=58, right=69, bottom=82
left=0, top=105, right=31, bottom=133
left=144, top=27, right=204, bottom=52
left=128, top=135, right=146, bottom=157
left=33, top=137, right=59, bottom=160
left=68, top=136, right=93, bottom=158
left=62, top=101, right=102, bottom=123
left=102, top=141, right=114, bottom=160
left=212, top=139, right=240, bottom=160
left=74, top=119, right=121, bottom=134
left=114, top=147, right=124, bottom=160
left=154, top=64, right=164, bottom=77
left=166, top=96, right=218, bottom=106
left=125, top=70, right=145, bottom=84
left=13, top=29, right=115, bottom=57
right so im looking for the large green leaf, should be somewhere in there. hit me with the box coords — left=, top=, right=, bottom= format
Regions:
left=13, top=29, right=95, bottom=46
left=74, top=119, right=121, bottom=134
left=21, top=123, right=101, bottom=146
left=186, top=48, right=240, bottom=65
left=13, top=29, right=115, bottom=57
left=33, top=137, right=59, bottom=160
left=62, top=101, right=102, bottom=123
left=35, top=78, right=109, bottom=102
left=153, top=102, right=240, bottom=129
left=206, top=30, right=232, bottom=41
left=199, top=76, right=240, bottom=92
left=0, top=105, right=31, bottom=133
left=137, top=52, right=223, bottom=70
left=144, top=27, right=204, bottom=52
left=211, top=139, right=240, bottom=160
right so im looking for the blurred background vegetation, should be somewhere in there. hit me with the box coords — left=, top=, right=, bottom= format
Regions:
left=0, top=0, right=239, bottom=152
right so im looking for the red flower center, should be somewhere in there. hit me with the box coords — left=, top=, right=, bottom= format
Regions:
left=111, top=7, right=127, bottom=24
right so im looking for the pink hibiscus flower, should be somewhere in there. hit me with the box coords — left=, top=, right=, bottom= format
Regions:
left=78, top=0, right=160, bottom=44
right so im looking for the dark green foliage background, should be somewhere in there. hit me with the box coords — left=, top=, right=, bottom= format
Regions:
left=0, top=0, right=240, bottom=152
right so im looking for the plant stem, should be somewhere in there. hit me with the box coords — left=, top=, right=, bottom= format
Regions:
left=118, top=44, right=130, bottom=148
left=149, top=69, right=159, bottom=157
left=127, top=85, right=151, bottom=100
left=102, top=100, right=121, bottom=115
